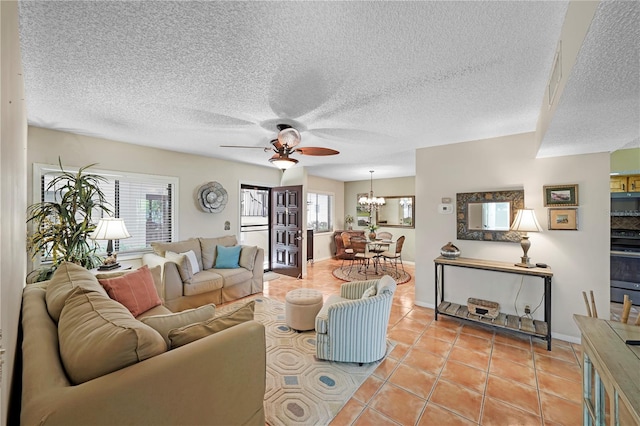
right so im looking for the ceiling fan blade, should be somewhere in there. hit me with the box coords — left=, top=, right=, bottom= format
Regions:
left=295, top=147, right=339, bottom=156
left=220, top=145, right=270, bottom=152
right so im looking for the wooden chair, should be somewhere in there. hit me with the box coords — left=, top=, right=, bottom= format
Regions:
left=583, top=290, right=640, bottom=325
left=351, top=238, right=375, bottom=278
left=381, top=235, right=405, bottom=275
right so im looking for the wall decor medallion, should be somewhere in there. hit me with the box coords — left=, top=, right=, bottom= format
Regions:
left=197, top=181, right=228, bottom=213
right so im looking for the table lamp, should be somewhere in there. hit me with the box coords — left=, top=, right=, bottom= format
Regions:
left=510, top=208, right=542, bottom=268
left=90, top=217, right=131, bottom=270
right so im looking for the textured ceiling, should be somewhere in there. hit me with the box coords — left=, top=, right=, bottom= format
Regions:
left=17, top=1, right=639, bottom=181
left=539, top=0, right=640, bottom=158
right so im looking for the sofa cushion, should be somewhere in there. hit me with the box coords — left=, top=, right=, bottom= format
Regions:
left=165, top=251, right=194, bottom=283
left=239, top=245, right=258, bottom=270
left=183, top=270, right=224, bottom=296
left=184, top=249, right=201, bottom=274
left=96, top=265, right=163, bottom=304
left=58, top=287, right=166, bottom=384
left=168, top=301, right=255, bottom=349
left=211, top=268, right=253, bottom=287
left=215, top=245, right=241, bottom=269
left=151, top=238, right=203, bottom=271
left=140, top=303, right=216, bottom=348
left=199, top=235, right=237, bottom=270
left=98, top=266, right=162, bottom=317
left=46, top=262, right=108, bottom=323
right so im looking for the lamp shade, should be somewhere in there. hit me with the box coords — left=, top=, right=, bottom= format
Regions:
left=269, top=156, right=298, bottom=170
left=90, top=218, right=131, bottom=241
left=510, top=209, right=542, bottom=233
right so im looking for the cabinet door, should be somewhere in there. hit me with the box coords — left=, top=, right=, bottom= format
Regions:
left=610, top=176, right=628, bottom=192
left=627, top=175, right=640, bottom=192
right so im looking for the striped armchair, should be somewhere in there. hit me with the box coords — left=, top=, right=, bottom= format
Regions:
left=315, top=275, right=397, bottom=364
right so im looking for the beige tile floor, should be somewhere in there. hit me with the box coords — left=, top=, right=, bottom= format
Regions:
left=255, top=258, right=584, bottom=425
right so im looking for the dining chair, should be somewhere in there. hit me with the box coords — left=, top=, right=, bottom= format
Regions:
left=351, top=238, right=375, bottom=278
left=381, top=235, right=405, bottom=275
left=339, top=232, right=356, bottom=269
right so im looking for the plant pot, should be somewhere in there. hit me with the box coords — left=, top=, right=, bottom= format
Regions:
left=369, top=232, right=377, bottom=240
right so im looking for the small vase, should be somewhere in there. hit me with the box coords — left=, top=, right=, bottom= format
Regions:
left=348, top=225, right=353, bottom=230
left=369, top=232, right=376, bottom=240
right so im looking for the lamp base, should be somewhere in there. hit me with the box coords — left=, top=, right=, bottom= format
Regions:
left=514, top=262, right=536, bottom=268
left=98, top=262, right=121, bottom=271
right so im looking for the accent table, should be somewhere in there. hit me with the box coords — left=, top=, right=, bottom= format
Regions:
left=434, top=256, right=553, bottom=350
left=574, top=315, right=640, bottom=425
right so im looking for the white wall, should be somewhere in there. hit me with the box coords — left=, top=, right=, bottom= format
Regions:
left=345, top=176, right=416, bottom=262
left=1, top=2, right=28, bottom=422
left=308, top=174, right=345, bottom=261
left=27, top=127, right=283, bottom=265
left=415, top=132, right=609, bottom=341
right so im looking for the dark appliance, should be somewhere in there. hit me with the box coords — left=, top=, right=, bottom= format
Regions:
left=611, top=192, right=640, bottom=216
left=610, top=229, right=640, bottom=305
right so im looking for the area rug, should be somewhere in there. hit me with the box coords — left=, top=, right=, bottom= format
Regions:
left=263, top=271, right=281, bottom=281
left=216, top=296, right=390, bottom=426
left=332, top=264, right=411, bottom=284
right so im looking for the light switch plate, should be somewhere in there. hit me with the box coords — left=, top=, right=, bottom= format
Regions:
left=439, top=203, right=453, bottom=214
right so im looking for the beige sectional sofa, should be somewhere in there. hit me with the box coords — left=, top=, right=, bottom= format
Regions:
left=20, top=262, right=266, bottom=425
left=143, top=235, right=264, bottom=312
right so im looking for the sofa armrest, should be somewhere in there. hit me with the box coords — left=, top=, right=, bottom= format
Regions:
left=23, top=320, right=266, bottom=426
left=142, top=252, right=183, bottom=302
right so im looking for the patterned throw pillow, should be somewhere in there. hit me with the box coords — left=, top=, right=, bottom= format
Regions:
left=98, top=266, right=162, bottom=317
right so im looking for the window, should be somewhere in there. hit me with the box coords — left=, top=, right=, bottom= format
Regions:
left=34, top=163, right=178, bottom=255
left=307, top=192, right=333, bottom=233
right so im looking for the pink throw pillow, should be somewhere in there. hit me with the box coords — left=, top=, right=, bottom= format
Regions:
left=98, top=266, right=162, bottom=317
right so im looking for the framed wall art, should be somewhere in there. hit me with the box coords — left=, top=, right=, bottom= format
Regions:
left=543, top=184, right=578, bottom=207
left=548, top=208, right=578, bottom=230
left=356, top=193, right=370, bottom=226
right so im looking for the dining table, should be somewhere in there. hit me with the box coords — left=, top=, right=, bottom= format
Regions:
left=367, top=239, right=394, bottom=274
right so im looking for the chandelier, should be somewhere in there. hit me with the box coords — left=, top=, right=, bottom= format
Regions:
left=359, top=170, right=385, bottom=211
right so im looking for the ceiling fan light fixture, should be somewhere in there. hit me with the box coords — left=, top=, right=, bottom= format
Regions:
left=277, top=127, right=301, bottom=148
left=269, top=156, right=298, bottom=170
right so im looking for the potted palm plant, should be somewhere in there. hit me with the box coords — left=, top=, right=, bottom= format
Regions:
left=27, top=159, right=112, bottom=281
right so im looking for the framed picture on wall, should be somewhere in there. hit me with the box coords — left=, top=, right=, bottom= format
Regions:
left=543, top=184, right=579, bottom=206
left=548, top=208, right=578, bottom=230
left=356, top=193, right=370, bottom=226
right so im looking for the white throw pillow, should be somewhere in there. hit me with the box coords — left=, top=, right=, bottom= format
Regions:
left=182, top=249, right=201, bottom=274
left=165, top=251, right=193, bottom=283
left=361, top=286, right=377, bottom=299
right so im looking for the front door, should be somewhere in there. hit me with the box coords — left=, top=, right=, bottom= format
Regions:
left=271, top=185, right=303, bottom=278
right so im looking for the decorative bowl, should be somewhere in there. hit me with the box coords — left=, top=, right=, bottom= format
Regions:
left=440, top=242, right=461, bottom=258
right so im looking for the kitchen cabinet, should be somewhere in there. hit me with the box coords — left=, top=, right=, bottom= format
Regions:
left=611, top=175, right=640, bottom=192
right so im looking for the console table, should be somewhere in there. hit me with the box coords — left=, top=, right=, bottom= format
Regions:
left=434, top=256, right=553, bottom=350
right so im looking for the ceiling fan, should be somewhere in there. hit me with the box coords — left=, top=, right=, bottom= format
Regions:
left=221, top=124, right=339, bottom=170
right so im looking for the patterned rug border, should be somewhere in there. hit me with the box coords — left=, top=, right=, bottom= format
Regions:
left=332, top=265, right=411, bottom=284
left=217, top=296, right=393, bottom=426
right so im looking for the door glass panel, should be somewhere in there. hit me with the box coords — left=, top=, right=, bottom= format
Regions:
left=240, top=186, right=270, bottom=270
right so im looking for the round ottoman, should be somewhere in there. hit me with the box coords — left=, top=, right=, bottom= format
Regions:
left=285, top=288, right=324, bottom=332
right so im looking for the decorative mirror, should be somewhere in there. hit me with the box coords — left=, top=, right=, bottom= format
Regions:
left=375, top=196, right=415, bottom=228
left=457, top=190, right=523, bottom=242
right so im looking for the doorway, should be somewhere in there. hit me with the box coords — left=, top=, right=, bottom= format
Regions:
left=240, top=185, right=270, bottom=270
